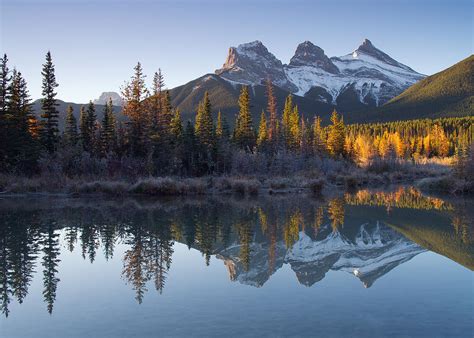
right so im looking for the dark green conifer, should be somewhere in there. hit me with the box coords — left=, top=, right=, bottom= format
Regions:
left=39, top=51, right=59, bottom=153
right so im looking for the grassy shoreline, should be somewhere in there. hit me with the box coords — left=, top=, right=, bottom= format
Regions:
left=1, top=160, right=472, bottom=197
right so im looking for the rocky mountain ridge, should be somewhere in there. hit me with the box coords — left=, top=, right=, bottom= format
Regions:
left=216, top=39, right=425, bottom=107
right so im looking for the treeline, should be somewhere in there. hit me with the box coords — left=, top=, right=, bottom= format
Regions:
left=1, top=52, right=472, bottom=177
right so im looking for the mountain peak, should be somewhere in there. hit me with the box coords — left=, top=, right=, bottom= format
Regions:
left=215, top=40, right=296, bottom=91
left=354, top=38, right=378, bottom=55
left=93, top=91, right=123, bottom=106
left=289, top=41, right=339, bottom=73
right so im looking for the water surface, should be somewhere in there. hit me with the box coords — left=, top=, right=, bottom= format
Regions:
left=1, top=188, right=473, bottom=337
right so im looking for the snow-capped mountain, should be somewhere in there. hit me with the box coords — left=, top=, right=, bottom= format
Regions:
left=216, top=40, right=297, bottom=92
left=216, top=222, right=425, bottom=288
left=215, top=39, right=425, bottom=107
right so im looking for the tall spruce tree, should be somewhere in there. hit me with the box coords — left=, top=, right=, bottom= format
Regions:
left=182, top=121, right=197, bottom=175
left=265, top=79, right=278, bottom=144
left=289, top=105, right=300, bottom=150
left=7, top=70, right=37, bottom=171
left=194, top=92, right=215, bottom=173
left=121, top=62, right=148, bottom=156
left=40, top=51, right=59, bottom=153
left=63, top=105, right=78, bottom=147
left=195, top=91, right=214, bottom=147
left=79, top=106, right=87, bottom=149
left=257, top=110, right=267, bottom=148
left=0, top=54, right=10, bottom=170
left=327, top=110, right=345, bottom=157
left=170, top=109, right=183, bottom=143
left=281, top=94, right=293, bottom=148
left=100, top=98, right=116, bottom=154
left=312, top=116, right=325, bottom=155
left=216, top=111, right=230, bottom=140
left=80, top=101, right=96, bottom=153
left=150, top=70, right=164, bottom=133
left=234, top=86, right=254, bottom=151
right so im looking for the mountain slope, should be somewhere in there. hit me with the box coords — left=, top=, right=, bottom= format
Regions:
left=360, top=55, right=474, bottom=122
left=32, top=100, right=124, bottom=130
left=169, top=73, right=336, bottom=125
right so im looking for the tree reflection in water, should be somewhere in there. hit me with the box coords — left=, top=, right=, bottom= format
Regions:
left=0, top=187, right=472, bottom=315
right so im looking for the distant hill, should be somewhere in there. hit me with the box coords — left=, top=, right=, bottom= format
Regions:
left=32, top=100, right=125, bottom=130
left=352, top=55, right=474, bottom=123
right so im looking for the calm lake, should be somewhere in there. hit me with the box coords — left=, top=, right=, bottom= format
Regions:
left=0, top=187, right=473, bottom=337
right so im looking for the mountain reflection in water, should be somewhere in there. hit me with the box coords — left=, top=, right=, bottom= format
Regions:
left=0, top=187, right=472, bottom=317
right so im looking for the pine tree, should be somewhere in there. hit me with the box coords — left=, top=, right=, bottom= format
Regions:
left=216, top=111, right=230, bottom=140
left=195, top=91, right=214, bottom=147
left=194, top=92, right=215, bottom=174
left=6, top=70, right=38, bottom=171
left=39, top=51, right=59, bottom=153
left=0, top=55, right=10, bottom=165
left=312, top=116, right=325, bottom=155
left=281, top=94, right=293, bottom=148
left=257, top=110, right=267, bottom=148
left=79, top=106, right=87, bottom=149
left=121, top=62, right=148, bottom=156
left=327, top=110, right=345, bottom=157
left=170, top=109, right=183, bottom=143
left=149, top=69, right=164, bottom=132
left=182, top=121, right=197, bottom=175
left=300, top=117, right=311, bottom=154
left=234, top=86, right=254, bottom=151
left=100, top=98, right=116, bottom=154
left=289, top=105, right=300, bottom=150
left=80, top=101, right=96, bottom=153
left=63, top=105, right=78, bottom=147
left=265, top=79, right=278, bottom=144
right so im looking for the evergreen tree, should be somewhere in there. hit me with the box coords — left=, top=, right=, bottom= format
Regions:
left=80, top=101, right=96, bottom=153
left=195, top=91, right=214, bottom=147
left=6, top=70, right=37, bottom=171
left=0, top=54, right=10, bottom=167
left=79, top=106, right=87, bottom=149
left=182, top=121, right=197, bottom=175
left=289, top=105, right=300, bottom=150
left=215, top=111, right=231, bottom=173
left=327, top=110, right=345, bottom=157
left=149, top=69, right=164, bottom=133
left=265, top=79, right=278, bottom=145
left=63, top=105, right=78, bottom=147
left=170, top=109, right=183, bottom=143
left=312, top=116, right=325, bottom=155
left=300, top=117, right=311, bottom=154
left=170, top=109, right=184, bottom=170
left=100, top=98, right=116, bottom=154
left=39, top=51, right=59, bottom=153
left=216, top=110, right=230, bottom=140
left=257, top=110, right=267, bottom=148
left=234, top=86, right=254, bottom=151
left=121, top=62, right=148, bottom=156
left=281, top=94, right=293, bottom=147
left=194, top=92, right=215, bottom=173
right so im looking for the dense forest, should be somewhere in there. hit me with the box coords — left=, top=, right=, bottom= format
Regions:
left=0, top=52, right=472, bottom=179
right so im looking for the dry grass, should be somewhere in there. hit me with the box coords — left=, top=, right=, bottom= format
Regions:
left=416, top=177, right=474, bottom=195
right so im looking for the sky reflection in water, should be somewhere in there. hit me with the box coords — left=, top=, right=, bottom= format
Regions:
left=0, top=188, right=472, bottom=337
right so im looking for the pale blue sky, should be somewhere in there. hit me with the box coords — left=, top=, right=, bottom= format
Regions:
left=1, top=0, right=472, bottom=103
